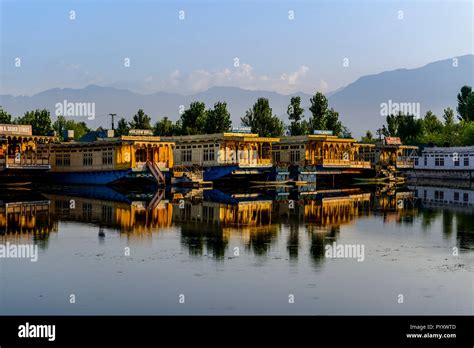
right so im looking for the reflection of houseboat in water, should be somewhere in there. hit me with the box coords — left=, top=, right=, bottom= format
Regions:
left=409, top=184, right=473, bottom=212
left=42, top=186, right=172, bottom=234
left=0, top=190, right=58, bottom=239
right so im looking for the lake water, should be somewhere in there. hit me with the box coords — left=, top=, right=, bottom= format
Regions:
left=1, top=183, right=473, bottom=315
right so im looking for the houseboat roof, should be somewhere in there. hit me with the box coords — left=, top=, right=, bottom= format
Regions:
left=49, top=135, right=174, bottom=148
left=421, top=146, right=474, bottom=154
left=279, top=134, right=357, bottom=144
left=163, top=132, right=280, bottom=143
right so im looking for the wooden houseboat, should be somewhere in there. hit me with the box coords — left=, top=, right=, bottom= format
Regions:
left=272, top=134, right=374, bottom=182
left=359, top=137, right=418, bottom=170
left=163, top=132, right=279, bottom=184
left=0, top=124, right=57, bottom=184
left=43, top=130, right=174, bottom=185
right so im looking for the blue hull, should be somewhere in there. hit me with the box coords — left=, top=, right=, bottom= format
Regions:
left=202, top=165, right=272, bottom=181
left=48, top=169, right=133, bottom=185
left=202, top=165, right=239, bottom=181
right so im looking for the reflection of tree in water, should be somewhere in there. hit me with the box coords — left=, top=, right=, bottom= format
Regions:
left=287, top=223, right=300, bottom=260
left=419, top=209, right=442, bottom=232
left=308, top=225, right=340, bottom=268
left=455, top=212, right=474, bottom=251
left=245, top=226, right=279, bottom=256
left=179, top=223, right=228, bottom=259
left=442, top=210, right=454, bottom=239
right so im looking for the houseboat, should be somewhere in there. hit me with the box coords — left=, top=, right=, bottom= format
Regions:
left=409, top=146, right=474, bottom=181
left=0, top=124, right=57, bottom=184
left=43, top=129, right=174, bottom=185
left=271, top=133, right=374, bottom=183
left=162, top=132, right=279, bottom=184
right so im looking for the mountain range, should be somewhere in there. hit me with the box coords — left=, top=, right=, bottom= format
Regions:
left=1, top=55, right=472, bottom=138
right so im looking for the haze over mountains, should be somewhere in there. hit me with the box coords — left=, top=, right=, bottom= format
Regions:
left=1, top=55, right=472, bottom=137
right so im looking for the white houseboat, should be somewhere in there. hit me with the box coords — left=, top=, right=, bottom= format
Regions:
left=410, top=146, right=474, bottom=181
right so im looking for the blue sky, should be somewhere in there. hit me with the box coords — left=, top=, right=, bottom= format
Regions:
left=1, top=0, right=472, bottom=96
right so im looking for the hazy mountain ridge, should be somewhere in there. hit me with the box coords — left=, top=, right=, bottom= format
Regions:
left=1, top=55, right=472, bottom=137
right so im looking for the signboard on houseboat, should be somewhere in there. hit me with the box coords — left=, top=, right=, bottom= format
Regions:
left=313, top=130, right=333, bottom=135
left=0, top=124, right=32, bottom=136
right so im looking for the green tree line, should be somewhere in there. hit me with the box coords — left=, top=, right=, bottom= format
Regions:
left=1, top=90, right=348, bottom=138
left=362, top=85, right=474, bottom=146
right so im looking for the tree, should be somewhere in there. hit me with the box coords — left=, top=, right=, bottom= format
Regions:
left=0, top=107, right=12, bottom=123
left=308, top=92, right=328, bottom=132
left=340, top=125, right=352, bottom=138
left=325, top=108, right=342, bottom=136
left=154, top=117, right=174, bottom=136
left=115, top=118, right=130, bottom=136
left=361, top=130, right=377, bottom=144
left=420, top=111, right=443, bottom=144
left=397, top=114, right=423, bottom=144
left=443, top=107, right=455, bottom=127
left=386, top=114, right=398, bottom=136
left=459, top=120, right=474, bottom=146
left=287, top=96, right=306, bottom=135
left=129, top=109, right=152, bottom=130
left=241, top=98, right=284, bottom=137
left=53, top=115, right=90, bottom=140
left=16, top=109, right=52, bottom=135
left=457, top=85, right=474, bottom=121
left=180, top=102, right=207, bottom=135
left=422, top=111, right=443, bottom=133
left=205, top=101, right=232, bottom=134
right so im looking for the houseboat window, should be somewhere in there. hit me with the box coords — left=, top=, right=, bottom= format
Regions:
left=464, top=157, right=469, bottom=166
left=135, top=148, right=147, bottom=162
left=454, top=157, right=460, bottom=166
left=102, top=150, right=113, bottom=165
left=454, top=192, right=459, bottom=201
left=290, top=150, right=300, bottom=162
left=423, top=190, right=427, bottom=200
left=83, top=152, right=93, bottom=166
left=202, top=148, right=214, bottom=161
left=273, top=151, right=281, bottom=163
left=82, top=203, right=92, bottom=220
left=182, top=149, right=192, bottom=162
left=55, top=154, right=70, bottom=167
left=435, top=157, right=444, bottom=166
left=424, top=156, right=427, bottom=166
left=463, top=193, right=469, bottom=202
left=414, top=157, right=418, bottom=166
left=102, top=205, right=113, bottom=223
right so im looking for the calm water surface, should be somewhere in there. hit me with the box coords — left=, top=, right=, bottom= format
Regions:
left=1, top=184, right=473, bottom=315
